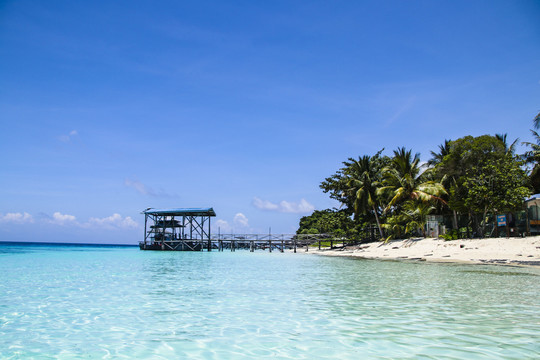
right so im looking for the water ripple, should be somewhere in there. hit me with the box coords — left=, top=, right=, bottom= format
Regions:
left=0, top=245, right=539, bottom=358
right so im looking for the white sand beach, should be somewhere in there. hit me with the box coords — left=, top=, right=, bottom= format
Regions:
left=309, top=236, right=540, bottom=267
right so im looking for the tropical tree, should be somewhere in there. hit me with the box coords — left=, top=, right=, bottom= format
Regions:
left=427, top=139, right=451, bottom=167
left=320, top=150, right=389, bottom=239
left=533, top=111, right=540, bottom=129
left=437, top=134, right=530, bottom=236
left=296, top=209, right=354, bottom=235
left=344, top=153, right=386, bottom=239
left=463, top=155, right=530, bottom=236
left=495, top=133, right=519, bottom=155
left=378, top=147, right=447, bottom=212
left=402, top=201, right=436, bottom=238
left=521, top=130, right=540, bottom=193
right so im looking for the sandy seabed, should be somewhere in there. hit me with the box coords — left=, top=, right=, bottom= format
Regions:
left=308, top=236, right=540, bottom=267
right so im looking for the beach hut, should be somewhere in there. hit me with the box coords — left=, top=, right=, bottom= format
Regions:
left=525, top=194, right=540, bottom=235
left=140, top=208, right=216, bottom=251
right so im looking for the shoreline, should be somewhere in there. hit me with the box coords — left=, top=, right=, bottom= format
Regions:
left=306, top=236, right=540, bottom=268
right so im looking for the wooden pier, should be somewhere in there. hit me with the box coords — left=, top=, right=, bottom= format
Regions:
left=139, top=207, right=371, bottom=252
left=140, top=233, right=355, bottom=252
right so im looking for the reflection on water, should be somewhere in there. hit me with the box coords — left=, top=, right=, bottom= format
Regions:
left=0, top=243, right=539, bottom=359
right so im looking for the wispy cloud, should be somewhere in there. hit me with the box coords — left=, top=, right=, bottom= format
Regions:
left=85, top=214, right=138, bottom=229
left=58, top=130, right=78, bottom=142
left=0, top=211, right=138, bottom=229
left=234, top=213, right=249, bottom=227
left=385, top=96, right=416, bottom=127
left=49, top=212, right=77, bottom=225
left=215, top=213, right=250, bottom=233
left=0, top=212, right=34, bottom=224
left=215, top=219, right=231, bottom=232
left=252, top=197, right=315, bottom=214
left=124, top=178, right=175, bottom=198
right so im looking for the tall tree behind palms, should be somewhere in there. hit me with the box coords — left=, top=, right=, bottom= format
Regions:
left=345, top=153, right=385, bottom=239
left=379, top=147, right=447, bottom=212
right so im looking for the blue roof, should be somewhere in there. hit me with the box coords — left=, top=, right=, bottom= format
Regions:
left=526, top=194, right=540, bottom=202
left=142, top=208, right=216, bottom=216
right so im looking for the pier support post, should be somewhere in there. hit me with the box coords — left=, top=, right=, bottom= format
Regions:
left=269, top=240, right=272, bottom=252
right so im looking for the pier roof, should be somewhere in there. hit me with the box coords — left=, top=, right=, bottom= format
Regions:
left=142, top=208, right=216, bottom=217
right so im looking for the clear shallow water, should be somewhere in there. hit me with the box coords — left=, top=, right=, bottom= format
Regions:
left=1, top=242, right=539, bottom=359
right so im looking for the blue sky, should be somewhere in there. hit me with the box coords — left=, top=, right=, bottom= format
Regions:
left=1, top=0, right=539, bottom=244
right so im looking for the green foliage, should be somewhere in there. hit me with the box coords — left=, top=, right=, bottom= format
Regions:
left=463, top=156, right=530, bottom=214
left=320, top=150, right=389, bottom=238
left=522, top=129, right=540, bottom=193
left=441, top=229, right=459, bottom=240
left=378, top=147, right=447, bottom=211
left=306, top=121, right=537, bottom=241
left=296, top=209, right=354, bottom=235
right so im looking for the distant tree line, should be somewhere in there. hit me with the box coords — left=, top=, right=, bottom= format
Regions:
left=297, top=112, right=540, bottom=240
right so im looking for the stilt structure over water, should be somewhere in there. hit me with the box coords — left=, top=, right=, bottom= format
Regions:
left=140, top=208, right=216, bottom=251
left=140, top=207, right=369, bottom=252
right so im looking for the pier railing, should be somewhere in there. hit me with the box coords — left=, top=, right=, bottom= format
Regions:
left=139, top=233, right=368, bottom=252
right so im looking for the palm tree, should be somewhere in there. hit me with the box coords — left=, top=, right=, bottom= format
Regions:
left=522, top=130, right=540, bottom=193
left=427, top=139, right=451, bottom=166
left=428, top=139, right=459, bottom=229
left=378, top=147, right=447, bottom=212
left=402, top=201, right=436, bottom=238
left=495, top=133, right=518, bottom=155
left=344, top=154, right=385, bottom=239
left=534, top=111, right=540, bottom=129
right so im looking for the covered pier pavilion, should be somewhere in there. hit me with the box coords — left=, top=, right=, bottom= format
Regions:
left=140, top=208, right=216, bottom=251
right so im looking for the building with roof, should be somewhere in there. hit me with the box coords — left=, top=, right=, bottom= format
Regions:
left=140, top=208, right=216, bottom=251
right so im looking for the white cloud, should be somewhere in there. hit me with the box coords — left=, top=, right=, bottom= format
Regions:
left=125, top=178, right=155, bottom=196
left=50, top=212, right=77, bottom=225
left=59, top=130, right=78, bottom=142
left=215, top=219, right=231, bottom=232
left=252, top=197, right=315, bottom=214
left=86, top=213, right=138, bottom=229
left=0, top=212, right=34, bottom=224
left=233, top=213, right=249, bottom=228
left=124, top=178, right=175, bottom=198
left=252, top=197, right=279, bottom=211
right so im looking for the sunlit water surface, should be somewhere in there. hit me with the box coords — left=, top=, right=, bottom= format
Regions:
left=1, top=242, right=539, bottom=359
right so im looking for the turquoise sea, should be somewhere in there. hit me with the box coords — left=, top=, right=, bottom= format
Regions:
left=1, top=242, right=539, bottom=359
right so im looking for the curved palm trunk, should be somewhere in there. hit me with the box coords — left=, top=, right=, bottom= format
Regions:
left=373, top=205, right=384, bottom=239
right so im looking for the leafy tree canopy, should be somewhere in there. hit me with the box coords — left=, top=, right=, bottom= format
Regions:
left=296, top=209, right=354, bottom=235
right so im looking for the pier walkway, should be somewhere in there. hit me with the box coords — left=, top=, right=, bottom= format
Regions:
left=139, top=207, right=377, bottom=252
left=139, top=233, right=362, bottom=252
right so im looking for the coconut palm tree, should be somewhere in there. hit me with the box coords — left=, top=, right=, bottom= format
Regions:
left=378, top=147, right=447, bottom=212
left=522, top=130, right=540, bottom=193
left=427, top=139, right=451, bottom=167
left=402, top=201, right=436, bottom=238
left=344, top=154, right=385, bottom=239
left=533, top=111, right=540, bottom=129
left=495, top=133, right=519, bottom=155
